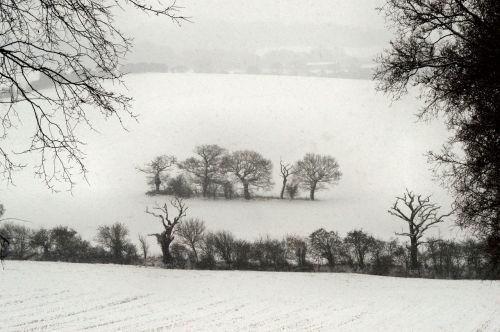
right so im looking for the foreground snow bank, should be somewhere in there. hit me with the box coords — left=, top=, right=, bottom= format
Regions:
left=1, top=261, right=499, bottom=331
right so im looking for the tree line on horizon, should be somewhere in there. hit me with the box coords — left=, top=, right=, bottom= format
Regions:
left=137, top=144, right=342, bottom=201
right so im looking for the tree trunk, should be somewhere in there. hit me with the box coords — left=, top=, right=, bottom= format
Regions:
left=297, top=247, right=306, bottom=267
left=243, top=183, right=251, bottom=200
left=202, top=178, right=209, bottom=198
left=154, top=174, right=161, bottom=192
left=43, top=245, right=50, bottom=259
left=410, top=237, right=419, bottom=270
left=327, top=252, right=335, bottom=268
left=159, top=236, right=174, bottom=265
left=358, top=251, right=365, bottom=269
left=191, top=244, right=198, bottom=263
left=310, top=182, right=317, bottom=200
left=280, top=178, right=287, bottom=199
left=113, top=245, right=124, bottom=264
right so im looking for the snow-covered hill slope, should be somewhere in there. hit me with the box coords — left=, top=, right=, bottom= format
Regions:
left=1, top=261, right=499, bottom=331
left=1, top=73, right=455, bottom=243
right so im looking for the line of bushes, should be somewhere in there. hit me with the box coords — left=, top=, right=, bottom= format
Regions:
left=0, top=220, right=490, bottom=279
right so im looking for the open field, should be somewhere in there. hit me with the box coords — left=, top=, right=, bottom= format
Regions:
left=1, top=261, right=499, bottom=331
left=0, top=73, right=455, bottom=245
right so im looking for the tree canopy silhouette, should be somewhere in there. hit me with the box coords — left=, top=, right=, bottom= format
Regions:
left=375, top=0, right=500, bottom=277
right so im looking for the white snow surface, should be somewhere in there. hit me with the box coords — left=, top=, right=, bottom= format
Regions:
left=1, top=261, right=499, bottom=331
left=1, top=73, right=458, bottom=247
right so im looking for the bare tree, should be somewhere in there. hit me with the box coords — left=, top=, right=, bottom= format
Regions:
left=138, top=234, right=150, bottom=262
left=0, top=223, right=33, bottom=260
left=309, top=228, right=342, bottom=268
left=213, top=231, right=235, bottom=267
left=279, top=160, right=294, bottom=199
left=176, top=218, right=206, bottom=262
left=30, top=228, right=52, bottom=259
left=95, top=222, right=135, bottom=264
left=199, top=232, right=217, bottom=267
left=146, top=197, right=188, bottom=265
left=286, top=235, right=308, bottom=267
left=178, top=145, right=226, bottom=198
left=294, top=153, right=342, bottom=200
left=137, top=155, right=176, bottom=193
left=0, top=204, right=33, bottom=260
left=388, top=189, right=454, bottom=270
left=344, top=229, right=376, bottom=270
left=0, top=1, right=186, bottom=190
left=222, top=150, right=273, bottom=200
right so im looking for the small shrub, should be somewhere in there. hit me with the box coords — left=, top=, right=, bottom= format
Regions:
left=166, top=175, right=194, bottom=198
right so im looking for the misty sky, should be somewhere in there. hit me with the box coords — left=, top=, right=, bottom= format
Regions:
left=116, top=0, right=390, bottom=60
left=148, top=0, right=385, bottom=26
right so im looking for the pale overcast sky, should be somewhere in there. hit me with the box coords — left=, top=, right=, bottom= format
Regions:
left=115, top=0, right=389, bottom=59
left=178, top=0, right=385, bottom=26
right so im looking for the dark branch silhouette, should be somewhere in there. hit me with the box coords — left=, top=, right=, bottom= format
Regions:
left=375, top=0, right=500, bottom=276
left=0, top=1, right=186, bottom=190
left=388, top=189, right=454, bottom=269
left=279, top=159, right=294, bottom=199
left=146, top=197, right=188, bottom=265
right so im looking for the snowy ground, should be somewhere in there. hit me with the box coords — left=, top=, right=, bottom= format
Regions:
left=1, top=261, right=499, bottom=331
left=1, top=73, right=457, bottom=246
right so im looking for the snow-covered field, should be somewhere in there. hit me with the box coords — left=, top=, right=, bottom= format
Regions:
left=1, top=73, right=454, bottom=243
left=1, top=261, right=499, bottom=331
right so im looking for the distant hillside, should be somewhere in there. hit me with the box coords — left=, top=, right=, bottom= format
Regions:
left=122, top=47, right=374, bottom=79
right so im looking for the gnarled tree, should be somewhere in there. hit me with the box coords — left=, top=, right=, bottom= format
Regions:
left=388, top=189, right=453, bottom=270
left=294, top=153, right=342, bottom=200
left=0, top=1, right=185, bottom=190
left=146, top=197, right=188, bottom=265
left=222, top=150, right=273, bottom=200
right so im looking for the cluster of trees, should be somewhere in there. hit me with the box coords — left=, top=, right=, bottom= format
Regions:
left=0, top=220, right=139, bottom=265
left=138, top=145, right=342, bottom=201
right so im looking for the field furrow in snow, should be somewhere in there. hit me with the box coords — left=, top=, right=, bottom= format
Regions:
left=0, top=261, right=499, bottom=331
